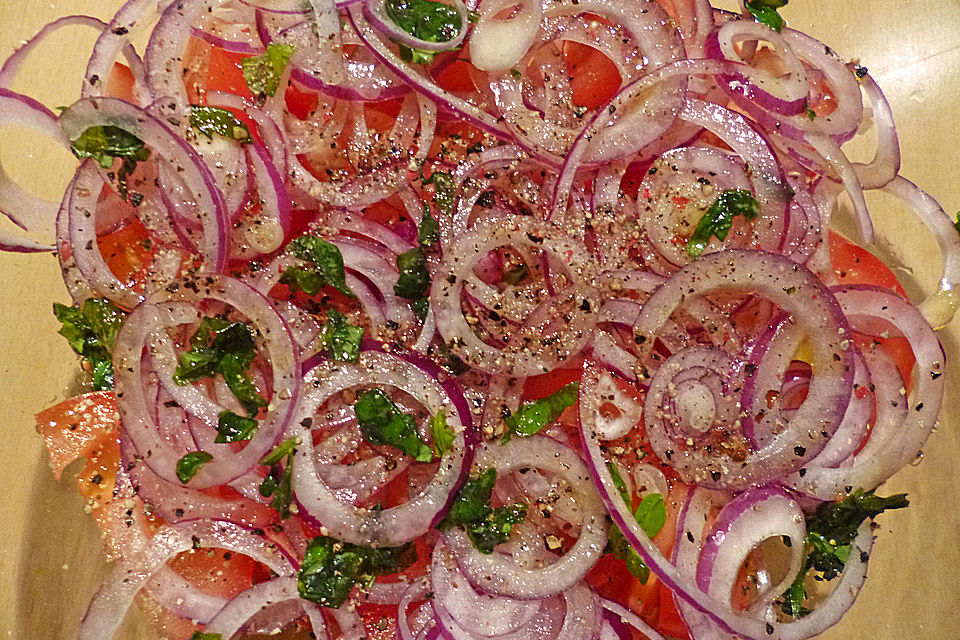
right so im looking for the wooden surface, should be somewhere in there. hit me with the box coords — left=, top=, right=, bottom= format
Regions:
left=1, top=1, right=959, bottom=638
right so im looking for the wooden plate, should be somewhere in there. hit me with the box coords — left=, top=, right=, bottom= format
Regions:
left=0, top=1, right=957, bottom=638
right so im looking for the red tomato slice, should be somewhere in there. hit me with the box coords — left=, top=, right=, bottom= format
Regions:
left=829, top=230, right=906, bottom=296
left=183, top=38, right=252, bottom=104
left=35, top=391, right=119, bottom=479
left=563, top=42, right=621, bottom=111
left=106, top=63, right=136, bottom=102
left=829, top=230, right=916, bottom=383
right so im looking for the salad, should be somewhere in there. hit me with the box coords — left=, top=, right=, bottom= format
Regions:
left=3, top=0, right=956, bottom=639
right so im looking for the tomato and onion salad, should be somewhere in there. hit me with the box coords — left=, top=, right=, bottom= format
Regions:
left=5, top=1, right=957, bottom=640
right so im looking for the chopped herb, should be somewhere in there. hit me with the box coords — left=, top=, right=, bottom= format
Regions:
left=805, top=105, right=817, bottom=120
left=954, top=211, right=960, bottom=236
left=440, top=469, right=528, bottom=554
left=70, top=125, right=150, bottom=169
left=502, top=383, right=579, bottom=441
left=418, top=205, right=440, bottom=247
left=279, top=267, right=322, bottom=296
left=421, top=170, right=457, bottom=215
left=173, top=317, right=267, bottom=417
left=259, top=437, right=297, bottom=518
left=259, top=453, right=294, bottom=518
left=176, top=451, right=214, bottom=484
left=190, top=105, right=252, bottom=143
left=604, top=462, right=666, bottom=583
left=319, top=309, right=364, bottom=363
left=395, top=247, right=430, bottom=299
left=354, top=389, right=435, bottom=462
left=53, top=298, right=127, bottom=391
left=297, top=536, right=415, bottom=608
left=779, top=489, right=908, bottom=617
left=261, top=437, right=298, bottom=466
left=215, top=410, right=259, bottom=443
left=634, top=493, right=667, bottom=539
left=384, top=0, right=462, bottom=65
left=607, top=524, right=650, bottom=583
left=744, top=0, right=788, bottom=32
left=189, top=633, right=222, bottom=640
left=608, top=461, right=632, bottom=506
left=429, top=410, right=456, bottom=457
left=395, top=247, right=431, bottom=321
left=686, top=189, right=760, bottom=258
left=510, top=68, right=522, bottom=79
left=241, top=43, right=296, bottom=98
left=280, top=234, right=354, bottom=297
left=70, top=125, right=150, bottom=201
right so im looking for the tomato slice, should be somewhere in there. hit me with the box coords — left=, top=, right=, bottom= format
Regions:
left=563, top=42, right=621, bottom=111
left=829, top=230, right=906, bottom=296
left=35, top=391, right=119, bottom=479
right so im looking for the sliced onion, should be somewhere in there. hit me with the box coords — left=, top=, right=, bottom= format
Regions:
left=77, top=520, right=295, bottom=640
left=291, top=349, right=473, bottom=546
left=445, top=436, right=608, bottom=599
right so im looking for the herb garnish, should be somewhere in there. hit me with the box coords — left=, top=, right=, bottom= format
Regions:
left=259, top=437, right=298, bottom=518
left=685, top=189, right=760, bottom=258
left=384, top=0, right=462, bottom=65
left=297, top=536, right=416, bottom=608
left=440, top=468, right=528, bottom=554
left=354, top=389, right=435, bottom=462
left=421, top=169, right=457, bottom=216
left=70, top=125, right=151, bottom=201
left=395, top=247, right=431, bottom=320
left=215, top=410, right=259, bottom=443
left=779, top=489, right=908, bottom=617
left=189, top=633, right=222, bottom=640
left=190, top=105, right=252, bottom=143
left=319, top=309, right=364, bottom=363
left=744, top=0, right=789, bottom=32
left=418, top=206, right=440, bottom=247
left=173, top=317, right=267, bottom=417
left=604, top=462, right=666, bottom=583
left=429, top=410, right=456, bottom=457
left=176, top=451, right=214, bottom=484
left=502, top=382, right=579, bottom=441
left=70, top=125, right=150, bottom=168
left=280, top=234, right=354, bottom=297
left=53, top=298, right=127, bottom=391
left=241, top=43, right=296, bottom=98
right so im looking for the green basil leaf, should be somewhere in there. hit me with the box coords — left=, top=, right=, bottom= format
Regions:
left=354, top=389, right=435, bottom=462
left=440, top=468, right=527, bottom=554
left=297, top=536, right=415, bottom=608
left=53, top=298, right=127, bottom=391
left=429, top=410, right=455, bottom=457
left=284, top=234, right=354, bottom=297
left=744, top=0, right=788, bottom=32
left=686, top=189, right=760, bottom=258
left=319, top=309, right=364, bottom=363
left=241, top=43, right=296, bottom=97
left=384, top=0, right=462, bottom=66
left=261, top=437, right=298, bottom=466
left=176, top=451, right=214, bottom=484
left=503, top=382, right=579, bottom=439
left=70, top=125, right=151, bottom=168
left=190, top=105, right=252, bottom=143
left=215, top=410, right=259, bottom=443
left=634, top=493, right=667, bottom=540
left=418, top=205, right=440, bottom=246
left=421, top=170, right=456, bottom=215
